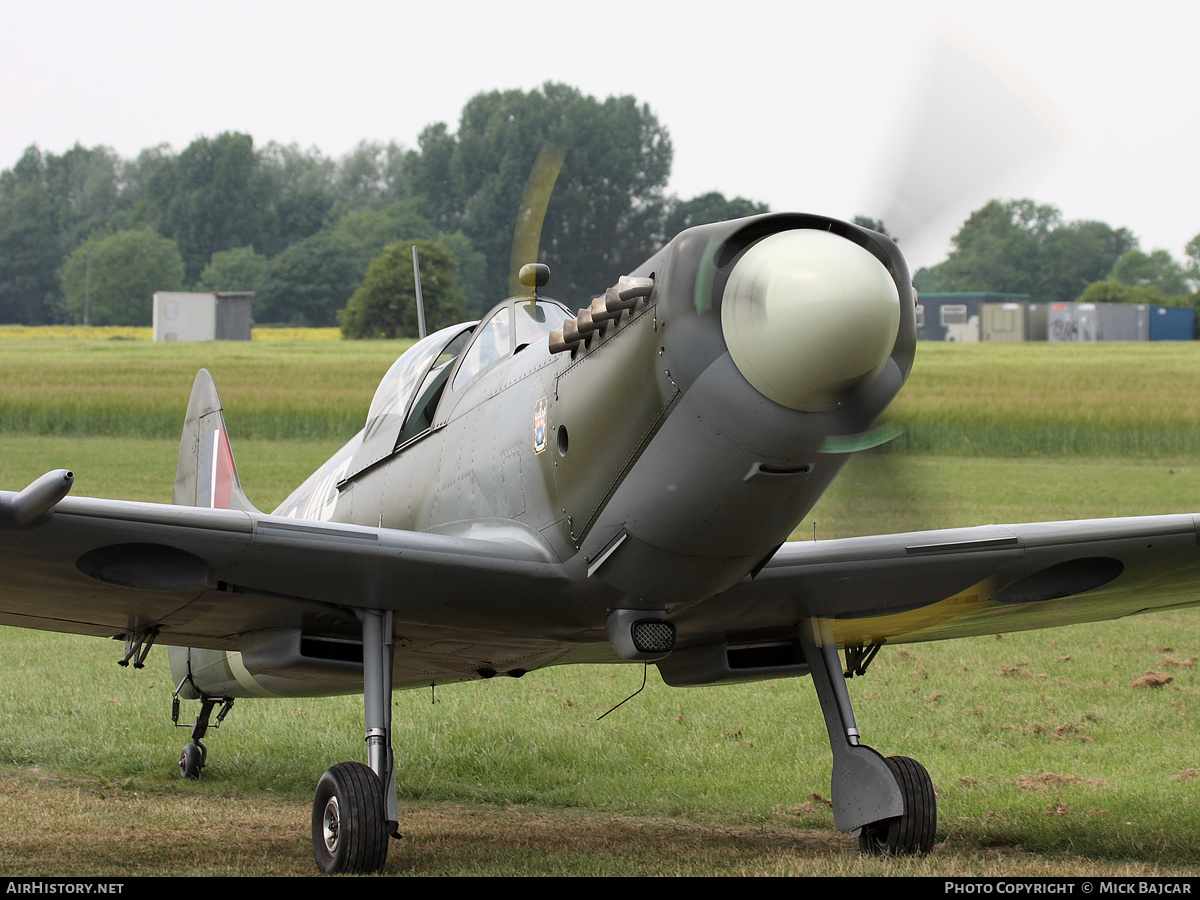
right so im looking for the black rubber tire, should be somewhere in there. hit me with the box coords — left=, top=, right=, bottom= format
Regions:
left=179, top=743, right=203, bottom=780
left=858, top=755, right=936, bottom=856
left=312, top=762, right=389, bottom=874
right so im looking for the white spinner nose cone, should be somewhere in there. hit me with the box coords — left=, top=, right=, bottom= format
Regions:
left=720, top=229, right=901, bottom=411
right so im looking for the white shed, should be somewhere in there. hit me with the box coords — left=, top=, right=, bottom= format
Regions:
left=153, top=292, right=253, bottom=341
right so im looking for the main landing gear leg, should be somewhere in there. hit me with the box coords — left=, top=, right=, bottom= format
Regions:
left=312, top=608, right=397, bottom=874
left=798, top=621, right=936, bottom=856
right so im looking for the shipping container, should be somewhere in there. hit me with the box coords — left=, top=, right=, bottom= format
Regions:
left=917, top=293, right=1030, bottom=341
left=1048, top=303, right=1099, bottom=342
left=1146, top=304, right=1195, bottom=341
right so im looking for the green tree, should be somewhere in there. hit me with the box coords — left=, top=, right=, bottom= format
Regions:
left=330, top=198, right=439, bottom=259
left=912, top=265, right=948, bottom=294
left=255, top=230, right=370, bottom=326
left=1037, top=219, right=1137, bottom=303
left=257, top=141, right=336, bottom=257
left=852, top=216, right=896, bottom=240
left=404, top=123, right=459, bottom=231
left=0, top=142, right=183, bottom=324
left=46, top=144, right=125, bottom=232
left=145, top=132, right=273, bottom=282
left=0, top=150, right=64, bottom=323
left=196, top=245, right=270, bottom=293
left=665, top=192, right=769, bottom=236
left=404, top=83, right=673, bottom=307
left=60, top=229, right=184, bottom=325
left=436, top=229, right=487, bottom=315
left=1186, top=233, right=1200, bottom=291
left=40, top=143, right=126, bottom=246
left=119, top=143, right=174, bottom=211
left=333, top=140, right=408, bottom=215
left=1109, top=248, right=1190, bottom=297
left=340, top=240, right=464, bottom=339
left=933, top=199, right=1059, bottom=296
left=924, top=199, right=1136, bottom=303
left=1076, top=279, right=1168, bottom=305
left=328, top=199, right=488, bottom=315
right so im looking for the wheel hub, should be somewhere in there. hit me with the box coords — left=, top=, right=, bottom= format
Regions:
left=321, top=796, right=341, bottom=854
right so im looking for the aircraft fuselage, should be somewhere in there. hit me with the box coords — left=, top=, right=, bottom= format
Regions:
left=286, top=214, right=915, bottom=643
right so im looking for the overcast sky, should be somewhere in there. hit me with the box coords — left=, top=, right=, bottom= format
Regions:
left=3, top=0, right=1196, bottom=272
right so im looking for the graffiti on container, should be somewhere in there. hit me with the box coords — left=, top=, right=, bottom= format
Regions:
left=1050, top=318, right=1094, bottom=342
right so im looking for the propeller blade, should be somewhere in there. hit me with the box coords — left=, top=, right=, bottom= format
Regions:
left=819, top=423, right=904, bottom=455
left=509, top=146, right=566, bottom=297
left=866, top=23, right=1072, bottom=251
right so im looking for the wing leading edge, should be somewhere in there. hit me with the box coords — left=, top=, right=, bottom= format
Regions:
left=677, top=514, right=1200, bottom=652
left=0, top=492, right=574, bottom=651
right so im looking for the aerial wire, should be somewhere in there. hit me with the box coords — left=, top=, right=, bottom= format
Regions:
left=596, top=664, right=648, bottom=721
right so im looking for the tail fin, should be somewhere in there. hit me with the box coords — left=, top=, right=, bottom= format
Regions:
left=174, top=369, right=259, bottom=513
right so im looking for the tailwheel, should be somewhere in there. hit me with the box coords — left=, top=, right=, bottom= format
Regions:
left=179, top=741, right=205, bottom=780
left=858, top=756, right=936, bottom=856
left=312, top=762, right=389, bottom=874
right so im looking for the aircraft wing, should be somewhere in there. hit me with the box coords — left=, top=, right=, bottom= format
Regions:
left=0, top=492, right=570, bottom=651
left=679, top=514, right=1200, bottom=650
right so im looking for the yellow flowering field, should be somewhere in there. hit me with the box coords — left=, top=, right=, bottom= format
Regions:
left=249, top=327, right=341, bottom=340
left=0, top=325, right=340, bottom=341
left=0, top=324, right=153, bottom=340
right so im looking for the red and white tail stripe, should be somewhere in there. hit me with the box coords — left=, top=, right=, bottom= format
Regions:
left=199, top=428, right=238, bottom=509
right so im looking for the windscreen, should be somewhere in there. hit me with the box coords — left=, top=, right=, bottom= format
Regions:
left=451, top=300, right=571, bottom=392
left=364, top=322, right=477, bottom=439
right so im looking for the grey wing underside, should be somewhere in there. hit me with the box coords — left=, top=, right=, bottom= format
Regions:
left=0, top=496, right=575, bottom=652
left=677, top=514, right=1200, bottom=652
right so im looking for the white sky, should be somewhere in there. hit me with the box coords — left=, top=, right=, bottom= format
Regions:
left=3, top=0, right=1196, bottom=272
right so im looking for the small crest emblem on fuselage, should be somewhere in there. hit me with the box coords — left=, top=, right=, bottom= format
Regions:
left=533, top=396, right=549, bottom=454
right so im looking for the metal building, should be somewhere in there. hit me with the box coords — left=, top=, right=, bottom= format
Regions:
left=921, top=295, right=1193, bottom=343
left=916, top=293, right=1031, bottom=342
left=980, top=302, right=1048, bottom=341
left=1146, top=305, right=1195, bottom=341
left=1047, top=302, right=1195, bottom=342
left=153, top=292, right=253, bottom=341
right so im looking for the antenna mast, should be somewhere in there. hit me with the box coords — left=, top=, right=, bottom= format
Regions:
left=411, top=245, right=428, bottom=339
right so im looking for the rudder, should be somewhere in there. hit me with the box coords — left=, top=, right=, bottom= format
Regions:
left=174, top=368, right=259, bottom=512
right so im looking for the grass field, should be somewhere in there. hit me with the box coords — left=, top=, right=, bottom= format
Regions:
left=2, top=340, right=1200, bottom=876
left=1, top=339, right=1199, bottom=450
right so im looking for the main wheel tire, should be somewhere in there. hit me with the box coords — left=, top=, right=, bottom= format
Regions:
left=858, top=755, right=936, bottom=856
left=179, top=743, right=203, bottom=780
left=312, top=762, right=389, bottom=874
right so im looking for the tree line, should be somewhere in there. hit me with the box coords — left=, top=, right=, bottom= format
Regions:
left=0, top=83, right=766, bottom=334
left=910, top=199, right=1200, bottom=308
left=3, top=84, right=1196, bottom=337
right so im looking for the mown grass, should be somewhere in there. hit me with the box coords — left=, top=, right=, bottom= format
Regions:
left=2, top=600, right=1199, bottom=876
left=2, top=339, right=1200, bottom=876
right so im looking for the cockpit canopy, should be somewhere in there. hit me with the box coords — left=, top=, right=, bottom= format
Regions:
left=363, top=322, right=475, bottom=442
left=344, top=297, right=572, bottom=486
